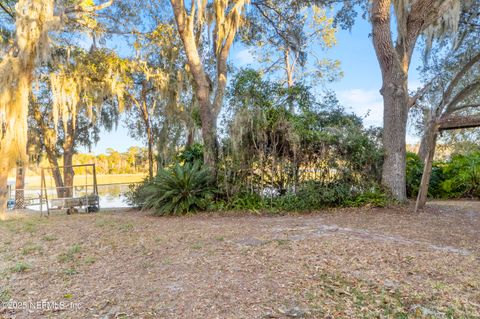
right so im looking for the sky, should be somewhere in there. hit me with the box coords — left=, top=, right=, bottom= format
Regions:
left=84, top=14, right=424, bottom=155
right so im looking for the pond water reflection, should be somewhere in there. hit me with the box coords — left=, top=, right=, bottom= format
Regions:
left=18, top=183, right=134, bottom=211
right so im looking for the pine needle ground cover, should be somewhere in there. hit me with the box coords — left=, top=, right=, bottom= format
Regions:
left=0, top=202, right=479, bottom=318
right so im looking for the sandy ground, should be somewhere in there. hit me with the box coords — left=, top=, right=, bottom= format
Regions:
left=0, top=201, right=479, bottom=318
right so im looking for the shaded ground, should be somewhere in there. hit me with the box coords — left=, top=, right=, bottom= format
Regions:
left=0, top=202, right=479, bottom=318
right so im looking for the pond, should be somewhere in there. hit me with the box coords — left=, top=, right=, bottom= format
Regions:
left=10, top=183, right=134, bottom=211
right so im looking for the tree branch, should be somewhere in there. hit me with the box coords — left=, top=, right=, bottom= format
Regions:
left=65, top=0, right=114, bottom=14
left=0, top=1, right=14, bottom=19
left=445, top=80, right=480, bottom=114
left=408, top=79, right=433, bottom=108
left=450, top=103, right=480, bottom=112
left=442, top=51, right=480, bottom=105
left=438, top=114, right=480, bottom=131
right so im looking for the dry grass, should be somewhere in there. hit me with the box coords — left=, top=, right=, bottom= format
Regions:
left=0, top=202, right=479, bottom=318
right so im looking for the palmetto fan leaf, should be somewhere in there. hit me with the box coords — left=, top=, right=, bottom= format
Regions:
left=143, top=161, right=215, bottom=215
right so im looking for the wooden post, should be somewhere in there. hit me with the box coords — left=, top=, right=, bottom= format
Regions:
left=415, top=115, right=480, bottom=212
left=92, top=164, right=98, bottom=195
left=14, top=164, right=26, bottom=209
left=41, top=168, right=50, bottom=216
left=40, top=169, right=44, bottom=216
left=415, top=144, right=436, bottom=212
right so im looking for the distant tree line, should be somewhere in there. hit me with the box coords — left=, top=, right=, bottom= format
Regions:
left=29, top=147, right=152, bottom=176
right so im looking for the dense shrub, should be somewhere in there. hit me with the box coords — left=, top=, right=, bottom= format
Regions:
left=406, top=151, right=480, bottom=199
left=343, top=186, right=390, bottom=208
left=124, top=177, right=153, bottom=208
left=439, top=152, right=480, bottom=198
left=133, top=161, right=215, bottom=215
left=217, top=181, right=390, bottom=213
left=406, top=152, right=423, bottom=198
left=221, top=69, right=383, bottom=199
left=221, top=191, right=267, bottom=211
left=129, top=70, right=389, bottom=215
left=176, top=143, right=204, bottom=164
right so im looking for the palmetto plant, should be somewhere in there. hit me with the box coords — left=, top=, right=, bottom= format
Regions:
left=143, top=161, right=215, bottom=215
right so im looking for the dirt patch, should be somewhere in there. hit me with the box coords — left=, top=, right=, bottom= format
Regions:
left=0, top=202, right=479, bottom=318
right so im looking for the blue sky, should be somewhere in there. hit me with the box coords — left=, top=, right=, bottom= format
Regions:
left=85, top=14, right=424, bottom=155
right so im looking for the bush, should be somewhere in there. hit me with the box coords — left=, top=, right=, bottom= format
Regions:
left=277, top=181, right=352, bottom=211
left=124, top=177, right=153, bottom=208
left=226, top=192, right=266, bottom=211
left=405, top=150, right=480, bottom=200
left=344, top=186, right=390, bottom=207
left=439, top=152, right=480, bottom=199
left=406, top=152, right=423, bottom=198
left=176, top=143, right=204, bottom=164
left=217, top=181, right=390, bottom=213
left=141, top=161, right=215, bottom=215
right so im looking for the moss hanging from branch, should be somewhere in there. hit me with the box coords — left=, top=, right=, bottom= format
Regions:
left=392, top=0, right=464, bottom=54
left=0, top=0, right=114, bottom=170
left=0, top=0, right=54, bottom=165
left=49, top=49, right=128, bottom=134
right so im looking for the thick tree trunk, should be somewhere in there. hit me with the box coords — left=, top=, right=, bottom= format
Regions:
left=196, top=92, right=219, bottom=168
left=381, top=72, right=409, bottom=201
left=32, top=101, right=66, bottom=197
left=370, top=0, right=454, bottom=201
left=15, top=163, right=26, bottom=209
left=0, top=0, right=54, bottom=215
left=0, top=158, right=9, bottom=219
left=170, top=0, right=238, bottom=170
left=186, top=128, right=195, bottom=147
left=63, top=150, right=74, bottom=198
left=371, top=0, right=412, bottom=202
left=63, top=119, right=76, bottom=197
left=45, top=146, right=65, bottom=198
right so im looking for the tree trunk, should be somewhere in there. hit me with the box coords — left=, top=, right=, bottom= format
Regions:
left=417, top=134, right=428, bottom=164
left=380, top=71, right=409, bottom=201
left=170, top=0, right=230, bottom=170
left=418, top=118, right=437, bottom=163
left=284, top=49, right=296, bottom=113
left=63, top=150, right=74, bottom=198
left=371, top=0, right=411, bottom=202
left=186, top=128, right=195, bottom=147
left=44, top=145, right=65, bottom=198
left=197, top=92, right=218, bottom=168
left=63, top=119, right=75, bottom=198
left=32, top=100, right=66, bottom=197
left=15, top=163, right=26, bottom=209
left=0, top=0, right=55, bottom=215
left=284, top=49, right=295, bottom=88
left=146, top=123, right=154, bottom=179
left=415, top=127, right=438, bottom=211
left=0, top=157, right=9, bottom=219
left=139, top=85, right=155, bottom=179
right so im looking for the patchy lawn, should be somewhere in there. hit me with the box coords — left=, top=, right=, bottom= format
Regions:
left=0, top=202, right=479, bottom=318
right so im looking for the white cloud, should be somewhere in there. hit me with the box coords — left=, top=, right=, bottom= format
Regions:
left=408, top=79, right=423, bottom=91
left=337, top=88, right=421, bottom=144
left=234, top=49, right=254, bottom=66
left=337, top=89, right=383, bottom=127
